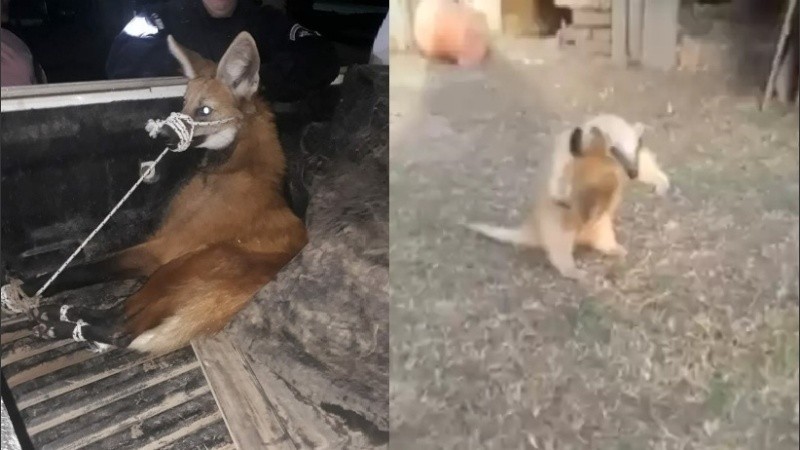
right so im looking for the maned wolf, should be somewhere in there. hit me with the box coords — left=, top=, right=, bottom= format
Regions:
left=12, top=32, right=307, bottom=354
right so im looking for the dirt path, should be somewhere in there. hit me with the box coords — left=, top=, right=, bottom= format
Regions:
left=389, top=39, right=799, bottom=449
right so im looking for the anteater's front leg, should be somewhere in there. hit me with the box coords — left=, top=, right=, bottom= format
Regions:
left=636, top=147, right=670, bottom=195
left=577, top=214, right=627, bottom=257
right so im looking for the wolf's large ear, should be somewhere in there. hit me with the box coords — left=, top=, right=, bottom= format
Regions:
left=216, top=32, right=261, bottom=99
left=167, top=35, right=216, bottom=79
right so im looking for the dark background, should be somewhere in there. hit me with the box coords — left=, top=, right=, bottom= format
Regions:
left=2, top=0, right=387, bottom=84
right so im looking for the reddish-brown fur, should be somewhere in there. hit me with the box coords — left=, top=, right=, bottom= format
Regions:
left=563, top=129, right=625, bottom=234
left=467, top=126, right=627, bottom=280
left=468, top=125, right=664, bottom=280
left=113, top=33, right=307, bottom=353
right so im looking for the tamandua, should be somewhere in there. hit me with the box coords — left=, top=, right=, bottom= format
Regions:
left=467, top=125, right=655, bottom=280
left=547, top=114, right=670, bottom=206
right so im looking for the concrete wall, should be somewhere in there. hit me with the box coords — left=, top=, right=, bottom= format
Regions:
left=389, top=0, right=416, bottom=51
left=557, top=0, right=613, bottom=56
left=558, top=0, right=681, bottom=69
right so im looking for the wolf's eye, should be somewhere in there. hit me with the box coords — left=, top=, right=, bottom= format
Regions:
left=196, top=106, right=213, bottom=116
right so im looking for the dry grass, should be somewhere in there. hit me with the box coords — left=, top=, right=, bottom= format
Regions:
left=389, top=41, right=799, bottom=450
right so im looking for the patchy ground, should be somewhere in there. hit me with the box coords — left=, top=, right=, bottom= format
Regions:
left=389, top=38, right=799, bottom=450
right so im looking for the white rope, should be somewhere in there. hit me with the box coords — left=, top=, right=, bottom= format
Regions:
left=72, top=319, right=89, bottom=342
left=1, top=112, right=235, bottom=314
left=59, top=304, right=72, bottom=322
left=0, top=279, right=35, bottom=315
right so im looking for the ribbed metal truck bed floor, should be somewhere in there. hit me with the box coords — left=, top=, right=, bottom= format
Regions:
left=1, top=301, right=235, bottom=449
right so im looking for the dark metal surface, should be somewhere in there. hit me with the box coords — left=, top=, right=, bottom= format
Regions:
left=1, top=308, right=233, bottom=450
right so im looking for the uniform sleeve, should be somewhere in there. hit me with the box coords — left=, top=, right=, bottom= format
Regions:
left=105, top=13, right=178, bottom=80
left=256, top=9, right=340, bottom=102
left=371, top=13, right=389, bottom=65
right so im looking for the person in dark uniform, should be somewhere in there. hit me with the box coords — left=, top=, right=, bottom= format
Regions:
left=106, top=0, right=340, bottom=103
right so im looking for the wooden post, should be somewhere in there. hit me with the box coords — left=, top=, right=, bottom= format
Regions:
left=503, top=0, right=535, bottom=36
left=612, top=0, right=629, bottom=65
left=796, top=82, right=799, bottom=106
left=390, top=0, right=416, bottom=51
left=628, top=0, right=644, bottom=63
left=761, top=0, right=798, bottom=110
left=641, top=0, right=681, bottom=70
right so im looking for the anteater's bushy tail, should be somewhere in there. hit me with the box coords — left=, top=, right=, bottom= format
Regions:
left=465, top=223, right=539, bottom=247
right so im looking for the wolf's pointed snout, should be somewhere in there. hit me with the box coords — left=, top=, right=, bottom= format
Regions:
left=156, top=124, right=181, bottom=147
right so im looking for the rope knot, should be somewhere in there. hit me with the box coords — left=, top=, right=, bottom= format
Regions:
left=145, top=112, right=196, bottom=153
left=144, top=112, right=236, bottom=153
left=1, top=278, right=40, bottom=318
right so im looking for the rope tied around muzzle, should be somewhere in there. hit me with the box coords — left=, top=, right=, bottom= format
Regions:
left=144, top=112, right=234, bottom=152
left=1, top=112, right=234, bottom=317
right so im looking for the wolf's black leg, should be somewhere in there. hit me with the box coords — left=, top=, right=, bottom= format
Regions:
left=32, top=319, right=133, bottom=352
left=33, top=304, right=122, bottom=327
left=19, top=253, right=144, bottom=298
